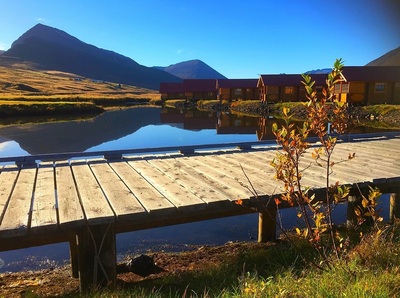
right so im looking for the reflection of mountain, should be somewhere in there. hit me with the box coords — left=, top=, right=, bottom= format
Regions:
left=0, top=107, right=161, bottom=155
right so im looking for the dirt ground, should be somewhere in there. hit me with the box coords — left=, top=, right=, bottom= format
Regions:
left=0, top=241, right=268, bottom=297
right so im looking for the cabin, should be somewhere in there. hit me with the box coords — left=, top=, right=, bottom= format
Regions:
left=258, top=66, right=400, bottom=105
left=160, top=79, right=258, bottom=102
left=216, top=79, right=259, bottom=102
left=159, top=82, right=185, bottom=100
left=257, top=74, right=327, bottom=103
left=340, top=66, right=400, bottom=104
left=183, top=79, right=218, bottom=101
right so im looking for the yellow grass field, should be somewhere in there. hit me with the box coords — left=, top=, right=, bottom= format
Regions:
left=0, top=57, right=160, bottom=102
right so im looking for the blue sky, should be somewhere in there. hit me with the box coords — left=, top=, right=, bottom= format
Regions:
left=0, top=0, right=399, bottom=78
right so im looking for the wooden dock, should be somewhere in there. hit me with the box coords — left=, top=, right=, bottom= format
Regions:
left=0, top=132, right=399, bottom=291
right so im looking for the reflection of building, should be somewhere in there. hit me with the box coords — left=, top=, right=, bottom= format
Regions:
left=256, top=116, right=281, bottom=140
left=216, top=113, right=260, bottom=135
left=258, top=66, right=400, bottom=105
left=160, top=107, right=217, bottom=130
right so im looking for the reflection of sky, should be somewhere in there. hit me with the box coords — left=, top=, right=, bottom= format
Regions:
left=0, top=141, right=29, bottom=157
left=87, top=124, right=258, bottom=152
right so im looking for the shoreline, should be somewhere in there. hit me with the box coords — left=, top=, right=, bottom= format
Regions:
left=0, top=97, right=399, bottom=130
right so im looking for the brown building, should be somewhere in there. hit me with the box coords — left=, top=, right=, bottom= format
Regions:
left=182, top=79, right=218, bottom=101
left=160, top=79, right=258, bottom=102
left=257, top=73, right=328, bottom=103
left=216, top=79, right=259, bottom=101
left=340, top=66, right=400, bottom=104
left=258, top=66, right=400, bottom=105
left=159, top=82, right=184, bottom=100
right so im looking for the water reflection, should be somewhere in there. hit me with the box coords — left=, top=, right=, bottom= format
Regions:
left=0, top=106, right=397, bottom=157
left=0, top=107, right=161, bottom=156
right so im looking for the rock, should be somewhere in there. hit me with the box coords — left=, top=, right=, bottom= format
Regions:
left=119, top=254, right=164, bottom=277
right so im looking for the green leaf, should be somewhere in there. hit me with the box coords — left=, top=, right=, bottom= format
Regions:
left=272, top=122, right=278, bottom=132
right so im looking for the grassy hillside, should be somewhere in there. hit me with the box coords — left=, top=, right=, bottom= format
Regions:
left=0, top=57, right=160, bottom=102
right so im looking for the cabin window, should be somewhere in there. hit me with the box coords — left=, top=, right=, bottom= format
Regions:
left=284, top=86, right=294, bottom=94
left=374, top=82, right=385, bottom=93
left=234, top=88, right=242, bottom=95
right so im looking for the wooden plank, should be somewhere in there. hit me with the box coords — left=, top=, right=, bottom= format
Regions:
left=217, top=151, right=328, bottom=194
left=0, top=165, right=19, bottom=225
left=333, top=146, right=400, bottom=176
left=343, top=139, right=400, bottom=155
left=246, top=147, right=362, bottom=188
left=204, top=152, right=277, bottom=185
left=330, top=147, right=400, bottom=180
left=198, top=153, right=273, bottom=194
left=146, top=157, right=230, bottom=205
left=0, top=167, right=36, bottom=236
left=159, top=156, right=247, bottom=202
left=55, top=162, right=85, bottom=228
left=211, top=151, right=284, bottom=194
left=176, top=155, right=251, bottom=200
left=70, top=161, right=115, bottom=225
left=89, top=161, right=147, bottom=221
left=30, top=163, right=58, bottom=232
left=127, top=159, right=207, bottom=211
left=109, top=161, right=175, bottom=213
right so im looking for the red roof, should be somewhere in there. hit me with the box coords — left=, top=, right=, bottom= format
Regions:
left=258, top=73, right=328, bottom=87
left=217, top=79, right=258, bottom=89
left=159, top=82, right=183, bottom=93
left=342, top=66, right=400, bottom=82
left=182, top=79, right=217, bottom=92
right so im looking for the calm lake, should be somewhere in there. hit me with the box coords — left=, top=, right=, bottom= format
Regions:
left=0, top=106, right=395, bottom=272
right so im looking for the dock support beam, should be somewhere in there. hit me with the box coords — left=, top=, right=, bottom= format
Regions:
left=258, top=204, right=277, bottom=242
left=390, top=192, right=400, bottom=223
left=346, top=195, right=359, bottom=229
left=76, top=223, right=116, bottom=293
left=69, top=234, right=79, bottom=278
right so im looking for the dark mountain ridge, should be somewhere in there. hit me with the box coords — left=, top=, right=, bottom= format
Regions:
left=154, top=59, right=227, bottom=79
left=4, top=24, right=181, bottom=90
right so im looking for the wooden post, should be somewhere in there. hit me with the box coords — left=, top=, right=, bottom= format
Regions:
left=76, top=223, right=116, bottom=293
left=390, top=192, right=400, bottom=223
left=68, top=233, right=79, bottom=279
left=346, top=195, right=358, bottom=229
left=258, top=204, right=277, bottom=242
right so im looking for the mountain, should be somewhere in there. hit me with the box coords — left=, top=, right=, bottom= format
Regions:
left=366, top=46, right=400, bottom=66
left=154, top=59, right=227, bottom=79
left=305, top=68, right=332, bottom=74
left=3, top=24, right=181, bottom=90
